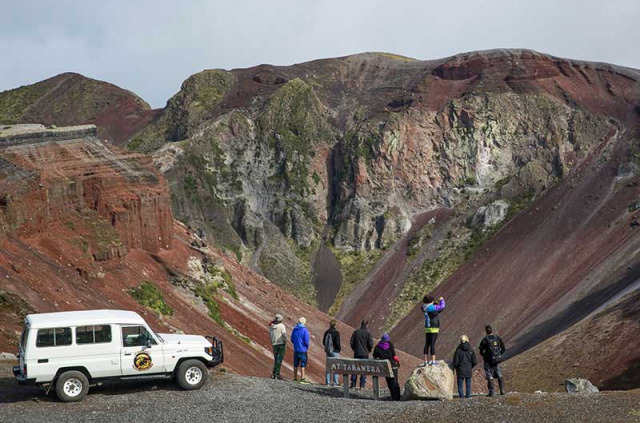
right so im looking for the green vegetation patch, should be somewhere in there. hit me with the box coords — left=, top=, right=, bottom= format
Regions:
left=259, top=226, right=317, bottom=305
left=194, top=282, right=224, bottom=326
left=129, top=282, right=174, bottom=316
left=0, top=82, right=50, bottom=124
left=376, top=52, right=417, bottom=62
left=205, top=263, right=239, bottom=301
left=258, top=78, right=332, bottom=196
left=328, top=248, right=383, bottom=316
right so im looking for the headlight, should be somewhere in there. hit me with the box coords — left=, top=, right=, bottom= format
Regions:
left=205, top=346, right=213, bottom=355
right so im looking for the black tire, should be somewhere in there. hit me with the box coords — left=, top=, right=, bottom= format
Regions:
left=55, top=370, right=89, bottom=402
left=176, top=359, right=208, bottom=390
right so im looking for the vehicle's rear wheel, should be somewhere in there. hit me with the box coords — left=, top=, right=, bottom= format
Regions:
left=176, top=359, right=208, bottom=390
left=55, top=370, right=89, bottom=402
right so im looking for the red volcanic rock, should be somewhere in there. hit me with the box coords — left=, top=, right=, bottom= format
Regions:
left=0, top=125, right=172, bottom=254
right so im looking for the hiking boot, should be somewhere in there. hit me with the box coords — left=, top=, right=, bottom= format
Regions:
left=275, top=374, right=285, bottom=381
left=299, top=378, right=310, bottom=385
left=419, top=362, right=428, bottom=367
left=293, top=378, right=299, bottom=383
left=270, top=373, right=276, bottom=379
left=498, top=378, right=505, bottom=395
left=487, top=379, right=495, bottom=397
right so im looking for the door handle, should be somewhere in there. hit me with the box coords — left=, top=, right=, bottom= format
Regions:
left=124, top=353, right=132, bottom=356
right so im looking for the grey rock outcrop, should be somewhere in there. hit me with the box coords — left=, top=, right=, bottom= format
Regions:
left=565, top=378, right=599, bottom=394
left=471, top=200, right=510, bottom=228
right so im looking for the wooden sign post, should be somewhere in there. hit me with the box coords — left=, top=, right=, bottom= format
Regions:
left=326, top=357, right=393, bottom=400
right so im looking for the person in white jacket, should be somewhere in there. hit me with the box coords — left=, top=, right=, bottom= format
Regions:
left=269, top=314, right=287, bottom=380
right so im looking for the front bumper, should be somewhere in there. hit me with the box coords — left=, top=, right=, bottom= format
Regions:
left=205, top=336, right=224, bottom=367
left=13, top=366, right=36, bottom=385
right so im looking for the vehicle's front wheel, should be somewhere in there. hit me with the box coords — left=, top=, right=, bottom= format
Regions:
left=176, top=359, right=208, bottom=390
left=55, top=370, right=89, bottom=402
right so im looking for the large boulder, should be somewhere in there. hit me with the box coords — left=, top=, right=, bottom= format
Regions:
left=565, top=378, right=599, bottom=394
left=402, top=361, right=454, bottom=400
left=0, top=352, right=17, bottom=361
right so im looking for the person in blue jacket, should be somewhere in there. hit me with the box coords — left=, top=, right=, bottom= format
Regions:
left=291, top=317, right=310, bottom=384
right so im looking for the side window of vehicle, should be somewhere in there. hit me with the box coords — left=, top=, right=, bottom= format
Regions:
left=94, top=325, right=112, bottom=343
left=76, top=325, right=112, bottom=344
left=121, top=326, right=157, bottom=347
left=36, top=327, right=72, bottom=347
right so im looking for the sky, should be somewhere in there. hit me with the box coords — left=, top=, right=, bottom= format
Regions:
left=1, top=0, right=639, bottom=108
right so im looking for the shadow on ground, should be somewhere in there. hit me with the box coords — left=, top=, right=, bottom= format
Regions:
left=0, top=376, right=181, bottom=404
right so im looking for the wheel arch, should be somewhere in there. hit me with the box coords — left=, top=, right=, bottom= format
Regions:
left=175, top=356, right=209, bottom=372
left=54, top=366, right=93, bottom=382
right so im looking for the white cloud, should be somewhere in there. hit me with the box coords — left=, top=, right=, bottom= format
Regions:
left=1, top=0, right=639, bottom=108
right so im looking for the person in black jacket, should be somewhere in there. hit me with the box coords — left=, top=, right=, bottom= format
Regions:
left=350, top=320, right=373, bottom=389
left=323, top=319, right=341, bottom=386
left=452, top=335, right=477, bottom=399
left=478, top=325, right=506, bottom=396
left=373, top=333, right=401, bottom=401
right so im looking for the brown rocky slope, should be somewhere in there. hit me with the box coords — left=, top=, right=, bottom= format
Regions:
left=0, top=124, right=420, bottom=382
left=0, top=73, right=159, bottom=146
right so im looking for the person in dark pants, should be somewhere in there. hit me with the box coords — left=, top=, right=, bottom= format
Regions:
left=269, top=314, right=287, bottom=380
left=373, top=333, right=401, bottom=401
left=421, top=295, right=445, bottom=365
left=350, top=320, right=373, bottom=389
left=478, top=325, right=506, bottom=396
left=323, top=319, right=341, bottom=386
left=452, top=335, right=477, bottom=399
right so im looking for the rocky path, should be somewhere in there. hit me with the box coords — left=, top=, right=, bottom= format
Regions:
left=1, top=366, right=639, bottom=423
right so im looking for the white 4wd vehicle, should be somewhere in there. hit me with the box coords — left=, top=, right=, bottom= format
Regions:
left=13, top=309, right=223, bottom=402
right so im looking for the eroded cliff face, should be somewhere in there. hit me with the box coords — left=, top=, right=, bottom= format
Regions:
left=0, top=125, right=172, bottom=256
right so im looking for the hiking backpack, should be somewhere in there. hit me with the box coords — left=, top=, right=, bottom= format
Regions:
left=487, top=335, right=503, bottom=364
left=324, top=332, right=334, bottom=354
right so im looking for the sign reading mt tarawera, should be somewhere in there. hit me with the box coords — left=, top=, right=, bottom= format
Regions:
left=326, top=358, right=393, bottom=378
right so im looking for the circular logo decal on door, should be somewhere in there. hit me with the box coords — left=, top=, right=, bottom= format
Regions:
left=133, top=352, right=153, bottom=371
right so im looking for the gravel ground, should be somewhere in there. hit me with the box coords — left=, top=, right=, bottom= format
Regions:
left=1, top=364, right=639, bottom=423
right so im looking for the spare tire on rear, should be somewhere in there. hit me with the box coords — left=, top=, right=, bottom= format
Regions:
left=176, top=359, right=208, bottom=390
